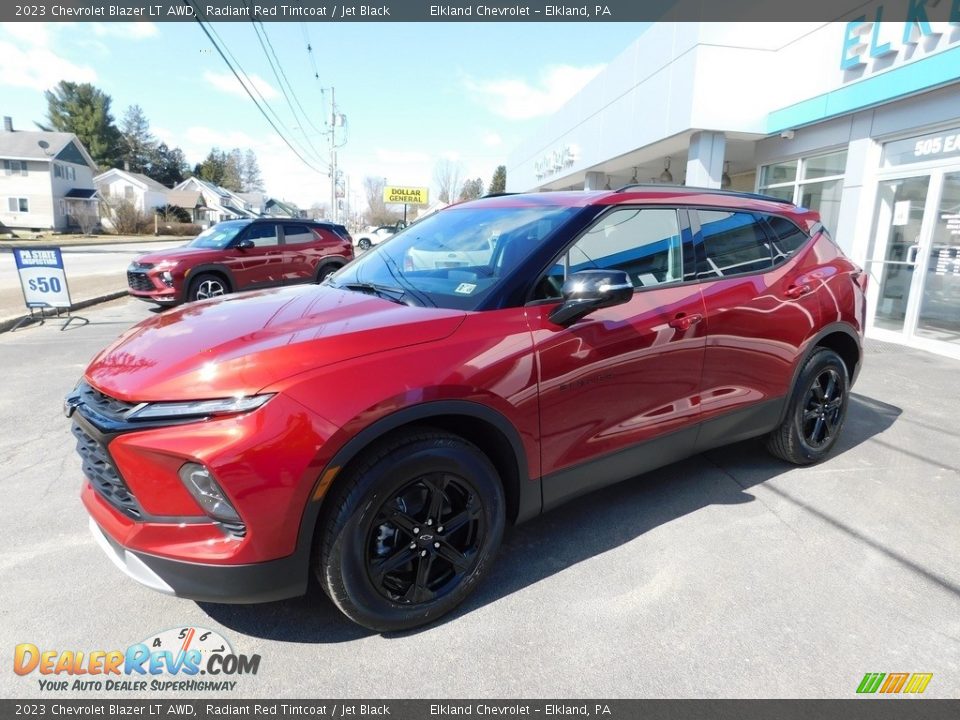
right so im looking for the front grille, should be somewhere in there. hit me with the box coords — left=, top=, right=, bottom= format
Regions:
left=72, top=423, right=142, bottom=519
left=127, top=271, right=153, bottom=292
left=78, top=381, right=140, bottom=422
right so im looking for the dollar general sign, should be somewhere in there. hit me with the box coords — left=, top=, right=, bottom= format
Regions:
left=384, top=186, right=429, bottom=205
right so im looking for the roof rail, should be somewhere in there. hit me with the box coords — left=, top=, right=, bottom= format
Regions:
left=482, top=192, right=519, bottom=198
left=614, top=183, right=795, bottom=206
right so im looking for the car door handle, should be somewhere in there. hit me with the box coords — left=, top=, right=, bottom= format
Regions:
left=785, top=284, right=812, bottom=299
left=668, top=313, right=703, bottom=331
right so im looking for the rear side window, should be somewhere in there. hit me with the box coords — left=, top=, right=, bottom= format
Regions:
left=763, top=214, right=810, bottom=266
left=283, top=224, right=315, bottom=244
left=697, top=210, right=771, bottom=278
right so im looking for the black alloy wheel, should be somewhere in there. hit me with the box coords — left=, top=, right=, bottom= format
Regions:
left=358, top=238, right=372, bottom=251
left=800, top=367, right=844, bottom=449
left=366, top=473, right=484, bottom=604
left=767, top=347, right=850, bottom=465
left=316, top=429, right=505, bottom=632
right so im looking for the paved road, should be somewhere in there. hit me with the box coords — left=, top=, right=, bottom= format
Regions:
left=0, top=296, right=958, bottom=699
left=0, top=241, right=183, bottom=287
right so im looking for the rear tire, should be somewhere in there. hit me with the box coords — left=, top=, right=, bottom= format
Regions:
left=357, top=238, right=372, bottom=251
left=315, top=429, right=505, bottom=632
left=187, top=273, right=228, bottom=302
left=316, top=264, right=341, bottom=283
left=766, top=348, right=849, bottom=465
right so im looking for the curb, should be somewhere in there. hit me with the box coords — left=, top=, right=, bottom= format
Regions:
left=0, top=291, right=128, bottom=334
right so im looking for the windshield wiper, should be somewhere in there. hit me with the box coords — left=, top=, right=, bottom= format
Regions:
left=334, top=281, right=409, bottom=305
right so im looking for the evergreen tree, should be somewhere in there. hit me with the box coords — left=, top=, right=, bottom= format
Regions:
left=196, top=148, right=227, bottom=186
left=489, top=165, right=506, bottom=194
left=222, top=148, right=244, bottom=192
left=148, top=143, right=188, bottom=187
left=41, top=81, right=123, bottom=169
left=120, top=104, right=155, bottom=173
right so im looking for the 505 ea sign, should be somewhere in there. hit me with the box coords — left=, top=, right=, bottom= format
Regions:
left=13, top=247, right=71, bottom=309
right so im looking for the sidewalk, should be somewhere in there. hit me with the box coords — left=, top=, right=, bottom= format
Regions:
left=0, top=272, right=127, bottom=333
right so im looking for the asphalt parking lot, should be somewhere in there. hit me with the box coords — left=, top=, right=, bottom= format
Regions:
left=1, top=296, right=958, bottom=699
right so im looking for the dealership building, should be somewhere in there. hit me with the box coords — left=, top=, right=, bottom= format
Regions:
left=507, top=18, right=960, bottom=359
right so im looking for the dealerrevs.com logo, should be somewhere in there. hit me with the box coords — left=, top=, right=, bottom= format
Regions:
left=856, top=672, right=933, bottom=694
left=14, top=627, right=260, bottom=692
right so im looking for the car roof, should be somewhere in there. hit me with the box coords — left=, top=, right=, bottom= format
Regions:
left=463, top=187, right=819, bottom=229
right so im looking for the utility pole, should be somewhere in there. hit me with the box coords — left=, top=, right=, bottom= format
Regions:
left=329, top=87, right=338, bottom=223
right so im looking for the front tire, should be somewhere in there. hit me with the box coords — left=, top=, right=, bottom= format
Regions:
left=187, top=273, right=228, bottom=302
left=766, top=348, right=849, bottom=465
left=316, top=429, right=505, bottom=632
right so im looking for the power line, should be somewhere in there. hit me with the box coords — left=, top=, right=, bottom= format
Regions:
left=249, top=19, right=328, bottom=163
left=301, top=23, right=329, bottom=129
left=185, top=0, right=328, bottom=176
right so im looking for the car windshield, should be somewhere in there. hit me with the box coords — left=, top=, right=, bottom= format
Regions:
left=188, top=221, right=249, bottom=249
left=330, top=203, right=579, bottom=310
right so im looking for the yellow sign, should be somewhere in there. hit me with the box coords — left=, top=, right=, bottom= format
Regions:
left=384, top=186, right=429, bottom=205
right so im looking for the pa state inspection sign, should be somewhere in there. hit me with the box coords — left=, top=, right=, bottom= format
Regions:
left=14, top=247, right=72, bottom=309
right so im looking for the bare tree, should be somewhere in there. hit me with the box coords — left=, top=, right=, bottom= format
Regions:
left=434, top=159, right=463, bottom=204
left=73, top=203, right=99, bottom=236
left=362, top=176, right=401, bottom=226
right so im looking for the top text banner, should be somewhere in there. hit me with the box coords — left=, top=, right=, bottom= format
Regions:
left=6, top=0, right=959, bottom=22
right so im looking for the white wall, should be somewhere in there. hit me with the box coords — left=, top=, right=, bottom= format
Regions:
left=0, top=160, right=54, bottom=230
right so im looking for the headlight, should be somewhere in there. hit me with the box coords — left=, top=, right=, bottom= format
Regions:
left=126, top=394, right=273, bottom=421
left=160, top=271, right=174, bottom=286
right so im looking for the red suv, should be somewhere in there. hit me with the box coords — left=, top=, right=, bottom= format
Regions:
left=127, top=218, right=354, bottom=305
left=67, top=187, right=865, bottom=631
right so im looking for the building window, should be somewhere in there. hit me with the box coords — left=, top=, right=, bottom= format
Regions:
left=4, top=160, right=28, bottom=176
left=124, top=185, right=135, bottom=201
left=54, top=164, right=62, bottom=178
left=759, top=150, right=846, bottom=234
left=7, top=197, right=29, bottom=213
left=67, top=166, right=76, bottom=181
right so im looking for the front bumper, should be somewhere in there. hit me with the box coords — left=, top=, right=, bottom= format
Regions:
left=88, top=517, right=307, bottom=604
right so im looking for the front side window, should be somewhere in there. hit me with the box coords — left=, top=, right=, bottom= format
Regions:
left=542, top=208, right=684, bottom=296
left=246, top=223, right=279, bottom=247
left=697, top=210, right=771, bottom=278
left=331, top=203, right=580, bottom=310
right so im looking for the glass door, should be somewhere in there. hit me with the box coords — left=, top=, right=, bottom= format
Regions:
left=868, top=175, right=931, bottom=334
left=915, top=172, right=960, bottom=347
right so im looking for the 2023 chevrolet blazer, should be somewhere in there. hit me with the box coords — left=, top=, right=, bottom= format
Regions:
left=67, top=187, right=866, bottom=631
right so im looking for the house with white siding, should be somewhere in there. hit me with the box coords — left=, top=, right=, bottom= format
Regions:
left=94, top=167, right=171, bottom=214
left=0, top=116, right=99, bottom=234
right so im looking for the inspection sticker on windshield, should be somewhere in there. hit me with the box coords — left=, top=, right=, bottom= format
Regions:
left=454, top=283, right=477, bottom=295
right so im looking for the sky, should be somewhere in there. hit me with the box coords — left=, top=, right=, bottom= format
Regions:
left=0, top=20, right=644, bottom=213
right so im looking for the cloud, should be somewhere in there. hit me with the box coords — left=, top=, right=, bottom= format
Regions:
left=0, top=40, right=97, bottom=91
left=90, top=22, right=158, bottom=39
left=374, top=149, right=430, bottom=165
left=465, top=64, right=606, bottom=120
left=482, top=132, right=502, bottom=147
left=203, top=70, right=278, bottom=101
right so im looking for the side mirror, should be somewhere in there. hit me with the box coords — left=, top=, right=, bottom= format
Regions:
left=235, top=239, right=255, bottom=250
left=548, top=269, right=633, bottom=326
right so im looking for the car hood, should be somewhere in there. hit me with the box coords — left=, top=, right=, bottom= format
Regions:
left=86, top=285, right=467, bottom=402
left=133, top=246, right=212, bottom=265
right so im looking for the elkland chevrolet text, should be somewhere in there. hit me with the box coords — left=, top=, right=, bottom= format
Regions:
left=67, top=188, right=866, bottom=631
